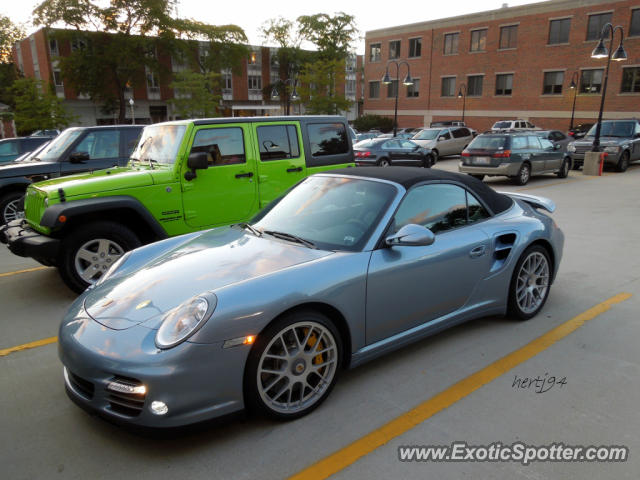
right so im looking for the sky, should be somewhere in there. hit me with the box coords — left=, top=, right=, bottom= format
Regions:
left=2, top=0, right=544, bottom=54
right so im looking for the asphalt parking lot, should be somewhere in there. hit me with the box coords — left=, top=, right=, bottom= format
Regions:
left=2, top=158, right=639, bottom=479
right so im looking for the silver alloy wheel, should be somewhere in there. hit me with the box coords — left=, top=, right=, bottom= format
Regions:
left=257, top=321, right=338, bottom=414
left=515, top=251, right=549, bottom=314
left=520, top=164, right=530, bottom=184
left=74, top=238, right=125, bottom=285
left=3, top=198, right=24, bottom=223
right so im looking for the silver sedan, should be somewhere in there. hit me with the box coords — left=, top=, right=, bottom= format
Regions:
left=59, top=168, right=564, bottom=427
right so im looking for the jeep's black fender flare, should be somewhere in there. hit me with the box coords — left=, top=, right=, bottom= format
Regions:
left=0, top=177, right=32, bottom=193
left=40, top=195, right=169, bottom=240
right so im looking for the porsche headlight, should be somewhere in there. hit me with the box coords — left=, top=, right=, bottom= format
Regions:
left=155, top=293, right=217, bottom=349
left=95, top=251, right=131, bottom=287
left=567, top=143, right=576, bottom=152
left=604, top=146, right=620, bottom=153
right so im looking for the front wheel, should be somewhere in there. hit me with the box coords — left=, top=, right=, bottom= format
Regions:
left=556, top=158, right=570, bottom=178
left=508, top=245, right=551, bottom=320
left=0, top=191, right=25, bottom=225
left=616, top=151, right=630, bottom=172
left=423, top=154, right=434, bottom=168
left=59, top=221, right=141, bottom=293
left=244, top=310, right=342, bottom=420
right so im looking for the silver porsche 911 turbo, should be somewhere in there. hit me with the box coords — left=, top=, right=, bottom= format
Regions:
left=59, top=167, right=564, bottom=427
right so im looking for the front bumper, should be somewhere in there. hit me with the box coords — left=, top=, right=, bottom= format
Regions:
left=0, top=219, right=60, bottom=265
left=58, top=308, right=249, bottom=427
left=458, top=161, right=522, bottom=177
left=569, top=150, right=620, bottom=167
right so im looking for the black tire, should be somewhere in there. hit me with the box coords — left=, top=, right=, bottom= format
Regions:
left=244, top=309, right=343, bottom=420
left=59, top=221, right=141, bottom=293
left=512, top=162, right=531, bottom=185
left=507, top=245, right=552, bottom=321
left=469, top=174, right=485, bottom=181
left=422, top=154, right=434, bottom=168
left=0, top=191, right=25, bottom=225
left=431, top=149, right=439, bottom=164
left=556, top=158, right=570, bottom=178
left=377, top=157, right=391, bottom=167
left=616, top=151, right=630, bottom=172
left=571, top=162, right=581, bottom=171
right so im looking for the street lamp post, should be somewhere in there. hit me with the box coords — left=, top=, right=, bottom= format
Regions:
left=568, top=71, right=579, bottom=131
left=457, top=83, right=467, bottom=123
left=271, top=78, right=299, bottom=116
left=589, top=23, right=627, bottom=152
left=129, top=98, right=135, bottom=125
left=381, top=60, right=413, bottom=137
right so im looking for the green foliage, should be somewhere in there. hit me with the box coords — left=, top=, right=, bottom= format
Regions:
left=0, top=14, right=25, bottom=64
left=353, top=114, right=394, bottom=132
left=0, top=63, right=20, bottom=106
left=169, top=71, right=221, bottom=118
left=9, top=78, right=74, bottom=135
left=296, top=13, right=358, bottom=61
left=297, top=59, right=351, bottom=115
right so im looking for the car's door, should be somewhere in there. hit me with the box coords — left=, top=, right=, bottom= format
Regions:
left=526, top=135, right=546, bottom=173
left=539, top=138, right=562, bottom=170
left=365, top=183, right=492, bottom=344
left=381, top=140, right=403, bottom=163
left=60, top=129, right=122, bottom=174
left=181, top=124, right=258, bottom=228
left=0, top=139, right=20, bottom=163
left=451, top=127, right=472, bottom=154
left=437, top=129, right=455, bottom=156
left=399, top=139, right=423, bottom=164
left=253, top=122, right=305, bottom=208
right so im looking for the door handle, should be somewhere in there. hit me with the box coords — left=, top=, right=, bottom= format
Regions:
left=235, top=172, right=254, bottom=179
left=286, top=166, right=303, bottom=173
left=469, top=245, right=486, bottom=258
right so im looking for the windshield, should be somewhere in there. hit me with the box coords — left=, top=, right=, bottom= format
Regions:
left=130, top=125, right=187, bottom=164
left=413, top=129, right=440, bottom=140
left=15, top=141, right=50, bottom=162
left=493, top=121, right=512, bottom=129
left=469, top=136, right=507, bottom=149
left=37, top=129, right=84, bottom=161
left=254, top=176, right=397, bottom=252
left=585, top=121, right=634, bottom=138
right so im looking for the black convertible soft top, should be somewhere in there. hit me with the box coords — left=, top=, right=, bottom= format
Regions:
left=328, top=166, right=514, bottom=215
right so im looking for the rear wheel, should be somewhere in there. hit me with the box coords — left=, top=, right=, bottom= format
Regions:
left=556, top=158, right=570, bottom=178
left=0, top=192, right=25, bottom=225
left=508, top=245, right=551, bottom=320
left=513, top=163, right=531, bottom=185
left=377, top=157, right=391, bottom=167
left=616, top=151, right=630, bottom=172
left=59, top=221, right=141, bottom=293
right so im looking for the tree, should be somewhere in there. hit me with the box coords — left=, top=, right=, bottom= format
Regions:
left=169, top=71, right=220, bottom=118
left=10, top=78, right=74, bottom=134
left=297, top=59, right=351, bottom=115
left=297, top=13, right=358, bottom=62
left=0, top=14, right=25, bottom=64
left=353, top=114, right=394, bottom=133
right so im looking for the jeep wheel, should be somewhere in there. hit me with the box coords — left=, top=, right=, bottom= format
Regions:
left=616, top=151, right=630, bottom=172
left=59, top=221, right=141, bottom=293
left=0, top=192, right=25, bottom=225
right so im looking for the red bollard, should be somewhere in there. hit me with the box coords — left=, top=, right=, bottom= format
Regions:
left=598, top=153, right=607, bottom=176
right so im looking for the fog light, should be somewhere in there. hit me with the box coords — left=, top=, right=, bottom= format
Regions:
left=150, top=401, right=168, bottom=415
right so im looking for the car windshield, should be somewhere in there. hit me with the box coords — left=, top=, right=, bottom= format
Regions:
left=15, top=141, right=50, bottom=162
left=130, top=124, right=187, bottom=164
left=585, top=121, right=635, bottom=138
left=493, top=121, right=512, bottom=129
left=469, top=136, right=507, bottom=149
left=413, top=129, right=440, bottom=140
left=254, top=176, right=397, bottom=252
left=37, top=129, right=84, bottom=161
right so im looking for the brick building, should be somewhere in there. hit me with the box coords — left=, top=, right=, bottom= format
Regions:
left=12, top=28, right=362, bottom=126
left=364, top=0, right=640, bottom=132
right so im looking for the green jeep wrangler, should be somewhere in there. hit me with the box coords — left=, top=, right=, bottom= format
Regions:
left=0, top=116, right=355, bottom=292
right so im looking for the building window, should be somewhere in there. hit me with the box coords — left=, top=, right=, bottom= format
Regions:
left=407, top=79, right=419, bottom=98
left=443, top=33, right=459, bottom=55
left=248, top=75, right=262, bottom=90
left=369, top=43, right=381, bottom=62
left=470, top=29, right=487, bottom=52
left=580, top=69, right=604, bottom=93
left=548, top=18, right=571, bottom=44
left=586, top=13, right=612, bottom=41
left=49, top=38, right=59, bottom=56
left=71, top=37, right=87, bottom=51
left=542, top=71, right=564, bottom=94
left=467, top=75, right=483, bottom=96
left=499, top=25, right=518, bottom=49
left=369, top=81, right=380, bottom=98
left=441, top=77, right=456, bottom=97
left=387, top=80, right=398, bottom=98
left=346, top=79, right=356, bottom=96
left=621, top=67, right=640, bottom=93
left=248, top=51, right=259, bottom=65
left=389, top=40, right=401, bottom=59
left=53, top=70, right=63, bottom=86
left=630, top=9, right=640, bottom=36
left=146, top=70, right=160, bottom=93
left=495, top=74, right=513, bottom=95
left=409, top=38, right=422, bottom=57
left=223, top=72, right=232, bottom=90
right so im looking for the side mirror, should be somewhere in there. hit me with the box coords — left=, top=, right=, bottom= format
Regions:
left=385, top=224, right=436, bottom=247
left=69, top=151, right=89, bottom=163
left=184, top=152, right=209, bottom=181
left=554, top=143, right=561, bottom=150
left=438, top=136, right=446, bottom=142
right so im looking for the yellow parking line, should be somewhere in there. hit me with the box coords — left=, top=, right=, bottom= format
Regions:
left=289, top=292, right=632, bottom=480
left=0, top=266, right=48, bottom=278
left=0, top=336, right=58, bottom=357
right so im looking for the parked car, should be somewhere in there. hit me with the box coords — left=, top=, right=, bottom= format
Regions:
left=30, top=129, right=61, bottom=137
left=491, top=120, right=540, bottom=131
left=0, top=126, right=142, bottom=225
left=11, top=140, right=51, bottom=163
left=354, top=138, right=434, bottom=167
left=57, top=167, right=563, bottom=427
left=430, top=120, right=466, bottom=127
left=567, top=123, right=593, bottom=140
left=1, top=116, right=355, bottom=292
left=534, top=130, right=572, bottom=151
left=0, top=136, right=53, bottom=164
left=375, top=132, right=414, bottom=139
left=411, top=126, right=475, bottom=162
left=356, top=132, right=378, bottom=143
left=566, top=119, right=640, bottom=172
left=459, top=131, right=570, bottom=185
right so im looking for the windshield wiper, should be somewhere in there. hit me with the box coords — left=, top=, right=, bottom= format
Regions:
left=263, top=230, right=317, bottom=249
left=233, top=222, right=263, bottom=237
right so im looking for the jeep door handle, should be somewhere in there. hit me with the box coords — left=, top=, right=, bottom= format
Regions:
left=469, top=245, right=486, bottom=258
left=286, top=166, right=303, bottom=173
left=235, top=172, right=254, bottom=179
